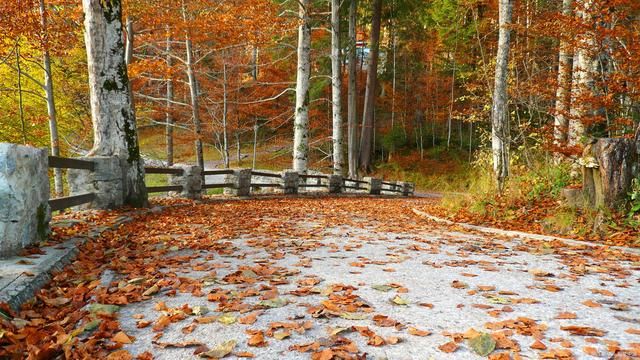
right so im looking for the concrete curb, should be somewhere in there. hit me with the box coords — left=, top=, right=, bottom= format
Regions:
left=411, top=208, right=640, bottom=256
left=0, top=214, right=140, bottom=311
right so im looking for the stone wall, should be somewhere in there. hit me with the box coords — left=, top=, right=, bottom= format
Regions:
left=0, top=144, right=50, bottom=258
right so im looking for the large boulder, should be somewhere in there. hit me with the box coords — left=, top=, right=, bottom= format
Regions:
left=0, top=144, right=50, bottom=257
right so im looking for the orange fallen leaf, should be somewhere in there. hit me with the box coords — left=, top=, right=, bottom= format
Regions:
left=112, top=331, right=132, bottom=344
left=408, top=327, right=431, bottom=337
left=439, top=341, right=459, bottom=353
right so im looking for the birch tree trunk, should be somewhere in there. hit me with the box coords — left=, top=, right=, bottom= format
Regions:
left=568, top=0, right=596, bottom=148
left=82, top=0, right=147, bottom=207
left=553, top=0, right=573, bottom=154
left=358, top=0, right=382, bottom=173
left=222, top=58, right=230, bottom=169
left=39, top=0, right=63, bottom=197
left=165, top=31, right=174, bottom=166
left=16, top=45, right=26, bottom=144
left=491, top=0, right=514, bottom=193
left=293, top=0, right=311, bottom=172
left=331, top=0, right=343, bottom=175
left=181, top=2, right=204, bottom=171
left=347, top=0, right=358, bottom=178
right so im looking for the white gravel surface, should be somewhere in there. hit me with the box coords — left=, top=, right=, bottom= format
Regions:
left=109, top=212, right=640, bottom=360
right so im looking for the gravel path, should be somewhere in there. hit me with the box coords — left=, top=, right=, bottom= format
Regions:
left=95, top=198, right=640, bottom=360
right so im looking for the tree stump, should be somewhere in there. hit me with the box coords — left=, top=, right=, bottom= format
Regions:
left=582, top=138, right=638, bottom=209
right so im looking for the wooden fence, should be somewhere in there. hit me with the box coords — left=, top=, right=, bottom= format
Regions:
left=47, top=157, right=413, bottom=211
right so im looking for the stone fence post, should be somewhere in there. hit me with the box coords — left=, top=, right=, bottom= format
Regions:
left=169, top=165, right=202, bottom=199
left=0, top=144, right=50, bottom=258
left=328, top=175, right=343, bottom=194
left=68, top=156, right=123, bottom=209
left=401, top=182, right=414, bottom=196
left=282, top=170, right=299, bottom=195
left=224, top=168, right=252, bottom=197
left=364, top=177, right=382, bottom=195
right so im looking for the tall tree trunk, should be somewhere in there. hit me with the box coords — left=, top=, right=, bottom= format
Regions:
left=252, top=46, right=259, bottom=81
left=554, top=0, right=573, bottom=154
left=491, top=0, right=514, bottom=193
left=39, top=0, right=63, bottom=197
left=252, top=120, right=259, bottom=169
left=16, top=44, right=26, bottom=144
left=165, top=31, right=174, bottom=166
left=331, top=0, right=343, bottom=175
left=293, top=0, right=311, bottom=172
left=347, top=0, right=358, bottom=178
left=82, top=0, right=148, bottom=207
left=181, top=2, right=204, bottom=171
left=568, top=0, right=595, bottom=148
left=222, top=57, right=230, bottom=168
left=358, top=0, right=382, bottom=173
left=236, top=133, right=241, bottom=167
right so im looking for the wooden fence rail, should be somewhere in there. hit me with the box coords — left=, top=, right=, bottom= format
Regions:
left=48, top=156, right=95, bottom=171
left=47, top=156, right=97, bottom=211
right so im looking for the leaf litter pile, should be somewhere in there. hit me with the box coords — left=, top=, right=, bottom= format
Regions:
left=1, top=196, right=639, bottom=359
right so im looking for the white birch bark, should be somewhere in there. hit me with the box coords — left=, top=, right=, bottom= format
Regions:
left=568, top=0, right=596, bottom=147
left=82, top=0, right=148, bottom=207
left=181, top=1, right=204, bottom=170
left=222, top=57, right=230, bottom=168
left=39, top=0, right=63, bottom=197
left=293, top=0, right=311, bottom=172
left=553, top=0, right=573, bottom=152
left=165, top=31, right=174, bottom=166
left=347, top=0, right=358, bottom=178
left=331, top=0, right=343, bottom=175
left=491, top=0, right=513, bottom=193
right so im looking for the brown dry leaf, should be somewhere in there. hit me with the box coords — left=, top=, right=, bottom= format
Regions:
left=43, top=297, right=71, bottom=307
left=247, top=331, right=267, bottom=347
left=136, top=320, right=152, bottom=328
left=408, top=327, right=431, bottom=337
left=560, top=326, right=606, bottom=337
left=235, top=351, right=255, bottom=358
left=582, top=300, right=602, bottom=308
left=464, top=328, right=481, bottom=339
left=555, top=312, right=577, bottom=320
left=153, top=315, right=171, bottom=331
left=239, top=311, right=261, bottom=325
left=196, top=316, right=218, bottom=324
left=312, top=349, right=334, bottom=360
left=590, top=288, right=615, bottom=297
left=540, top=348, right=573, bottom=359
left=439, top=341, right=459, bottom=353
left=372, top=314, right=399, bottom=327
left=530, top=340, right=547, bottom=350
left=112, top=331, right=133, bottom=344
left=626, top=328, right=640, bottom=335
left=106, top=349, right=133, bottom=360
left=451, top=280, right=468, bottom=289
left=583, top=346, right=599, bottom=356
left=488, top=352, right=511, bottom=360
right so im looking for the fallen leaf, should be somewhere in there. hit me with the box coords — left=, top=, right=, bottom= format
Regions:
left=218, top=314, right=237, bottom=325
left=438, top=341, right=459, bottom=353
left=408, top=327, right=431, bottom=336
left=199, top=340, right=236, bottom=358
left=468, top=332, right=496, bottom=356
left=112, top=331, right=132, bottom=344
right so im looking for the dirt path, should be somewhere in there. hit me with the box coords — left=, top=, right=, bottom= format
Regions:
left=2, top=197, right=639, bottom=359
